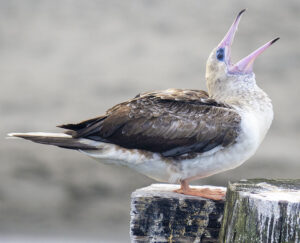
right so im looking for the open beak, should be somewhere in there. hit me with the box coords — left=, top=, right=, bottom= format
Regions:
left=218, top=9, right=280, bottom=74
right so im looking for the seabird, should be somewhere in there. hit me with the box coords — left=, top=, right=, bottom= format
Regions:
left=8, top=10, right=279, bottom=200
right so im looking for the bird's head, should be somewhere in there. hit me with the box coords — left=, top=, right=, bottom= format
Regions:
left=206, top=9, right=279, bottom=98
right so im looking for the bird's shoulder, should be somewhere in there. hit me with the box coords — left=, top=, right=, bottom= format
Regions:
left=106, top=88, right=231, bottom=115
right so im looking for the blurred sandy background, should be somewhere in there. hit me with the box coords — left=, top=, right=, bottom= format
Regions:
left=1, top=0, right=299, bottom=242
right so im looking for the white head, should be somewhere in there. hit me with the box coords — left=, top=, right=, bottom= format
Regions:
left=206, top=10, right=279, bottom=99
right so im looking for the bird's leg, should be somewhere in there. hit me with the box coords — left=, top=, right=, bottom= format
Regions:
left=174, top=179, right=226, bottom=201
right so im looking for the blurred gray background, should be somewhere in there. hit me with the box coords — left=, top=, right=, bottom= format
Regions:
left=1, top=0, right=299, bottom=242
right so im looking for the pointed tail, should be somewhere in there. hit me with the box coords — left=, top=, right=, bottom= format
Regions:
left=7, top=132, right=98, bottom=150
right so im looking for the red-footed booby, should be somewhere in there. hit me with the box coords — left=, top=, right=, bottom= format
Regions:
left=8, top=10, right=279, bottom=200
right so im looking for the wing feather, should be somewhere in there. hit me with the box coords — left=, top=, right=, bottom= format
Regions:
left=59, top=89, right=241, bottom=157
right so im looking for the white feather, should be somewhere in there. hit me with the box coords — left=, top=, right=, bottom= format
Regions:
left=7, top=132, right=72, bottom=138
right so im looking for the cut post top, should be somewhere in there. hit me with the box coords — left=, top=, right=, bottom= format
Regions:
left=228, top=178, right=300, bottom=202
left=132, top=183, right=227, bottom=200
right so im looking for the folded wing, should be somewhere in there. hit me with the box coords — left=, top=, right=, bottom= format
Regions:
left=59, top=89, right=241, bottom=157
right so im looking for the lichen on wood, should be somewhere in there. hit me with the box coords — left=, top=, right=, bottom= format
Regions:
left=219, top=179, right=300, bottom=243
left=130, top=184, right=226, bottom=243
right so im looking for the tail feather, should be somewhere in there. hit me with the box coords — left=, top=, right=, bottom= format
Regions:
left=7, top=132, right=98, bottom=150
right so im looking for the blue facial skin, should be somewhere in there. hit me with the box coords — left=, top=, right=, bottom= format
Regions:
left=216, top=48, right=225, bottom=61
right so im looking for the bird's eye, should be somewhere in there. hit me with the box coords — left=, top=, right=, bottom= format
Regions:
left=216, top=48, right=225, bottom=61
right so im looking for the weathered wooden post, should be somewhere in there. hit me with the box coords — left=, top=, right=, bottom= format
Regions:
left=130, top=180, right=300, bottom=243
left=130, top=184, right=226, bottom=242
left=219, top=179, right=300, bottom=243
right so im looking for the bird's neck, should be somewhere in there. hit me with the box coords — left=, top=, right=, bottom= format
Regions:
left=207, top=74, right=268, bottom=108
left=210, top=81, right=271, bottom=112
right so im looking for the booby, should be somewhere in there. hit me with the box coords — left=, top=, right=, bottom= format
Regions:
left=8, top=10, right=279, bottom=200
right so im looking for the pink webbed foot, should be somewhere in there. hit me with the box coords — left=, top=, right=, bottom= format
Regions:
left=174, top=180, right=226, bottom=201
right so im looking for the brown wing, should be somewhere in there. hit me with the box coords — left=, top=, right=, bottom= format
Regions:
left=58, top=89, right=241, bottom=157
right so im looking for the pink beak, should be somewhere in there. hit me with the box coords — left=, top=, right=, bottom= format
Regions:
left=218, top=9, right=246, bottom=63
left=218, top=9, right=280, bottom=74
left=229, top=38, right=280, bottom=74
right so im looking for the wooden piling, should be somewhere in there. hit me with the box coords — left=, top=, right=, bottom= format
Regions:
left=130, top=184, right=226, bottom=243
left=130, top=180, right=300, bottom=242
left=219, top=179, right=300, bottom=243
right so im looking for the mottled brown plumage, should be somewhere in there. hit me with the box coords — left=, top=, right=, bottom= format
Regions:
left=58, top=89, right=241, bottom=157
